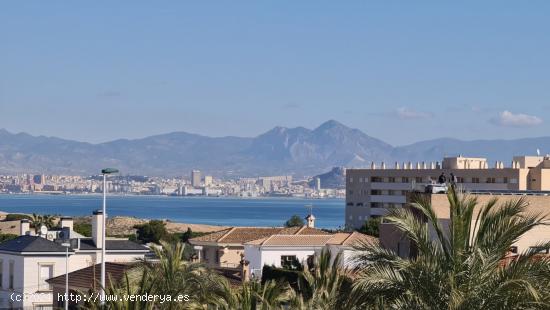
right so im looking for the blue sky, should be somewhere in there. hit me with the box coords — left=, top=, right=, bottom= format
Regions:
left=1, top=2, right=549, bottom=145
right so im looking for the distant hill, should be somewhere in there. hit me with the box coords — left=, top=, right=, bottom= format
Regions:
left=309, top=167, right=347, bottom=189
left=0, top=121, right=548, bottom=177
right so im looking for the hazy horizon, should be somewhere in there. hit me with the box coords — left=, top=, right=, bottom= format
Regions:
left=2, top=118, right=550, bottom=148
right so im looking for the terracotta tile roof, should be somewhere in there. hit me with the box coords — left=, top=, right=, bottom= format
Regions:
left=244, top=237, right=269, bottom=245
left=296, top=227, right=330, bottom=235
left=258, top=235, right=335, bottom=247
left=278, top=226, right=302, bottom=235
left=190, top=225, right=328, bottom=245
left=245, top=231, right=378, bottom=248
left=219, top=227, right=283, bottom=243
left=190, top=228, right=233, bottom=242
left=327, top=232, right=378, bottom=246
left=47, top=262, right=135, bottom=290
left=326, top=233, right=350, bottom=245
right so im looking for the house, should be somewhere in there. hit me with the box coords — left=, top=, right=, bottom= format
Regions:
left=0, top=210, right=150, bottom=309
left=189, top=218, right=328, bottom=269
left=191, top=214, right=376, bottom=280
left=244, top=231, right=376, bottom=278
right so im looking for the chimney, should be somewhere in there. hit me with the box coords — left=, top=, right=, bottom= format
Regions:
left=92, top=210, right=104, bottom=248
left=20, top=219, right=30, bottom=236
left=60, top=217, right=73, bottom=231
left=305, top=214, right=316, bottom=228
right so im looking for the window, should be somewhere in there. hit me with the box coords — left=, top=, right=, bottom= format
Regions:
left=457, top=177, right=464, bottom=183
left=8, top=260, right=14, bottom=290
left=371, top=177, right=382, bottom=182
left=346, top=202, right=353, bottom=206
left=371, top=190, right=382, bottom=195
left=503, top=177, right=508, bottom=184
left=356, top=202, right=363, bottom=207
left=38, top=264, right=53, bottom=291
left=388, top=190, right=395, bottom=195
left=348, top=190, right=353, bottom=195
left=402, top=177, right=409, bottom=183
left=359, top=177, right=363, bottom=183
left=529, top=247, right=550, bottom=254
left=281, top=255, right=299, bottom=269
left=371, top=202, right=384, bottom=208
left=415, top=177, right=423, bottom=183
left=388, top=177, right=395, bottom=183
left=472, top=178, right=480, bottom=183
left=349, top=177, right=353, bottom=183
left=486, top=177, right=496, bottom=183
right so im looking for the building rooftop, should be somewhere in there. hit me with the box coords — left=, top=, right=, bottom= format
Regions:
left=245, top=231, right=378, bottom=247
left=0, top=235, right=149, bottom=253
left=0, top=235, right=70, bottom=253
left=47, top=262, right=134, bottom=290
left=78, top=239, right=150, bottom=251
left=190, top=225, right=328, bottom=245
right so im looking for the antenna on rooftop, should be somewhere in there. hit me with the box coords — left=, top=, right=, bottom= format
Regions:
left=305, top=204, right=313, bottom=216
left=537, top=149, right=541, bottom=156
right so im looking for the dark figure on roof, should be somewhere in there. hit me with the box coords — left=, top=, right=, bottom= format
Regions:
left=438, top=173, right=447, bottom=184
left=450, top=173, right=458, bottom=185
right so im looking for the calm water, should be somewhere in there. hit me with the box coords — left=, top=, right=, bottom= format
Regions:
left=0, top=195, right=345, bottom=229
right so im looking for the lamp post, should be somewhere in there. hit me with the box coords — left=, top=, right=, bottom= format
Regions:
left=61, top=242, right=70, bottom=310
left=100, top=168, right=118, bottom=305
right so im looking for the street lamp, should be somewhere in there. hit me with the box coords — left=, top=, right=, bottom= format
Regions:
left=61, top=242, right=70, bottom=310
left=100, top=168, right=118, bottom=305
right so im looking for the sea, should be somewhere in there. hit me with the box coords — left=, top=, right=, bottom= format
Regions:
left=0, top=195, right=345, bottom=229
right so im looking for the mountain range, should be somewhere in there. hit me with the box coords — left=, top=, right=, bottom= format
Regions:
left=0, top=120, right=548, bottom=177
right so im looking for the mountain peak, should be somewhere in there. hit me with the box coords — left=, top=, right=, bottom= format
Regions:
left=315, top=120, right=347, bottom=131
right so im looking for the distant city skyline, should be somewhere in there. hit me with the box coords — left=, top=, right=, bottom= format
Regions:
left=1, top=2, right=549, bottom=145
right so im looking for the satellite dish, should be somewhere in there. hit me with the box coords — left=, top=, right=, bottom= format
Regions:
left=40, top=225, right=48, bottom=236
left=46, top=233, right=54, bottom=241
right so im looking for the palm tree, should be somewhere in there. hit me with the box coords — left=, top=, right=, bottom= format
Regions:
left=30, top=213, right=56, bottom=234
left=216, top=279, right=292, bottom=310
left=350, top=187, right=550, bottom=309
left=30, top=213, right=42, bottom=233
left=290, top=249, right=351, bottom=310
left=85, top=241, right=229, bottom=309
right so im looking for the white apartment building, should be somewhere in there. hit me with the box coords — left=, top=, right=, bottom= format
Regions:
left=346, top=155, right=550, bottom=229
left=0, top=211, right=150, bottom=309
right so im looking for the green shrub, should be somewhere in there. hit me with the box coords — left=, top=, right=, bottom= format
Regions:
left=359, top=217, right=381, bottom=237
left=134, top=220, right=168, bottom=244
left=5, top=214, right=32, bottom=221
left=0, top=234, right=18, bottom=243
left=73, top=222, right=92, bottom=237
left=285, top=214, right=305, bottom=227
